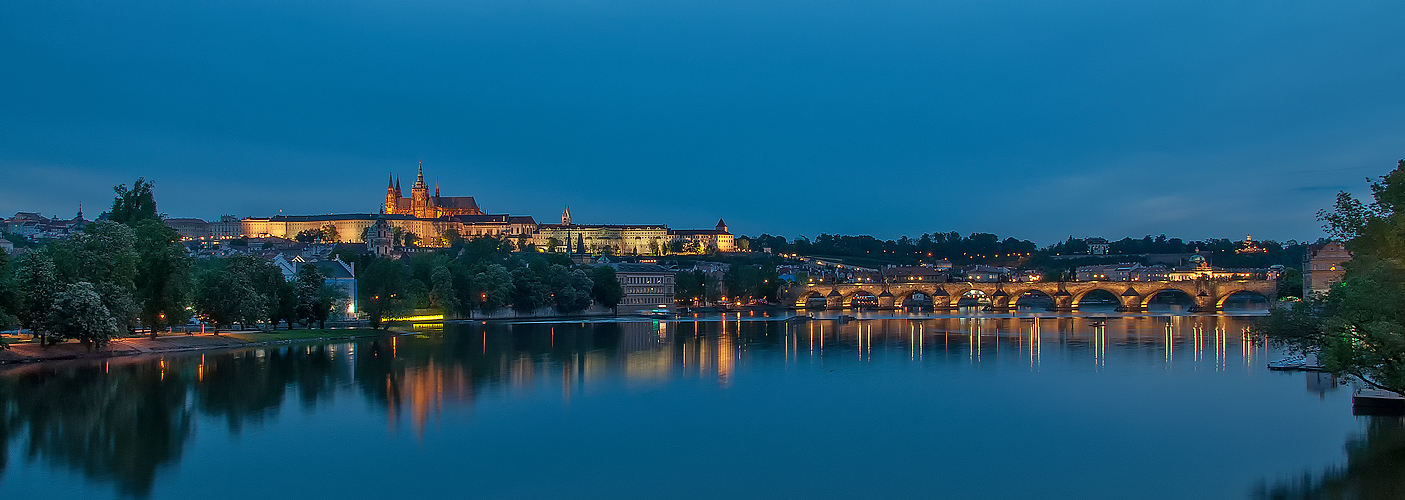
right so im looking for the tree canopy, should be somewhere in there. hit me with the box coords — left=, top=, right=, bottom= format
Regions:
left=1255, top=160, right=1405, bottom=394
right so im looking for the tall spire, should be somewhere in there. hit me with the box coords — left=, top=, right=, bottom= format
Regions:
left=415, top=160, right=426, bottom=188
left=396, top=176, right=402, bottom=195
left=435, top=177, right=440, bottom=197
left=562, top=205, right=572, bottom=225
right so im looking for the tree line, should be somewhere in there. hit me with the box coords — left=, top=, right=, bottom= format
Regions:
left=0, top=179, right=345, bottom=348
left=352, top=237, right=623, bottom=328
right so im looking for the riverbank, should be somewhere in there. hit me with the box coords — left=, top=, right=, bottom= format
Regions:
left=0, top=328, right=390, bottom=366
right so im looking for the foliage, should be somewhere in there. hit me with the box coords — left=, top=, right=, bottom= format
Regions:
left=132, top=220, right=192, bottom=335
left=591, top=266, right=623, bottom=311
left=293, top=264, right=327, bottom=327
left=1255, top=159, right=1405, bottom=394
left=429, top=266, right=459, bottom=316
left=473, top=264, right=513, bottom=313
left=14, top=252, right=61, bottom=344
left=0, top=246, right=22, bottom=329
left=723, top=264, right=781, bottom=302
left=357, top=258, right=409, bottom=329
left=47, top=220, right=140, bottom=332
left=50, top=282, right=120, bottom=346
left=509, top=266, right=549, bottom=312
left=107, top=178, right=159, bottom=225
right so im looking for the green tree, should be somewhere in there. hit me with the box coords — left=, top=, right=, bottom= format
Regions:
left=294, top=229, right=321, bottom=243
left=546, top=265, right=593, bottom=314
left=192, top=264, right=266, bottom=331
left=429, top=266, right=459, bottom=316
left=474, top=264, right=513, bottom=314
left=313, top=283, right=342, bottom=328
left=132, top=219, right=192, bottom=336
left=440, top=228, right=463, bottom=248
left=591, top=266, right=624, bottom=312
left=510, top=267, right=549, bottom=312
left=49, top=220, right=140, bottom=333
left=294, top=264, right=326, bottom=327
left=357, top=258, right=409, bottom=329
left=108, top=178, right=159, bottom=225
left=0, top=252, right=18, bottom=342
left=50, top=282, right=120, bottom=347
left=402, top=232, right=420, bottom=248
left=15, top=252, right=61, bottom=345
left=320, top=224, right=340, bottom=243
left=1256, top=159, right=1405, bottom=394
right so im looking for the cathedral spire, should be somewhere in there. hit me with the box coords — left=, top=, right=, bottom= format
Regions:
left=388, top=173, right=394, bottom=190
left=396, top=176, right=402, bottom=195
left=435, top=177, right=440, bottom=197
left=562, top=205, right=572, bottom=225
left=415, top=160, right=426, bottom=188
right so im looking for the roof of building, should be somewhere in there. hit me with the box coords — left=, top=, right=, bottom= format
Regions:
left=538, top=224, right=669, bottom=230
left=670, top=229, right=727, bottom=236
left=608, top=263, right=671, bottom=273
left=432, top=196, right=480, bottom=211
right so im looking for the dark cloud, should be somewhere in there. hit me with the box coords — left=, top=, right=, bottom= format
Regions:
left=2, top=0, right=1402, bottom=244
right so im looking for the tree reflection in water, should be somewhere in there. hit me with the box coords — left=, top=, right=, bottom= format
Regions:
left=3, top=316, right=1393, bottom=499
left=1255, top=416, right=1405, bottom=500
left=0, top=323, right=635, bottom=497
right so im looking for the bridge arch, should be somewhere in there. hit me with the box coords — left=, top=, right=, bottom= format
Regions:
left=794, top=290, right=826, bottom=308
left=954, top=289, right=989, bottom=307
left=895, top=289, right=935, bottom=308
left=843, top=289, right=880, bottom=308
left=1216, top=289, right=1271, bottom=310
left=1010, top=289, right=1055, bottom=309
left=1072, top=287, right=1121, bottom=309
left=1140, top=287, right=1195, bottom=310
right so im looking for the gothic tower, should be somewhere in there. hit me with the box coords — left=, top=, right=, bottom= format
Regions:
left=384, top=174, right=398, bottom=214
left=410, top=161, right=430, bottom=218
left=562, top=206, right=572, bottom=225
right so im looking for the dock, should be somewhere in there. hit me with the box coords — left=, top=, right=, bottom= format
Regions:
left=1353, top=389, right=1405, bottom=415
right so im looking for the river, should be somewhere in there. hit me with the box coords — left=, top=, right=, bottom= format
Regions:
left=0, top=309, right=1398, bottom=499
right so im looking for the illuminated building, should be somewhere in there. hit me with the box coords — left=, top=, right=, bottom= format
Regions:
left=383, top=162, right=483, bottom=218
left=607, top=263, right=676, bottom=312
left=1304, top=241, right=1351, bottom=297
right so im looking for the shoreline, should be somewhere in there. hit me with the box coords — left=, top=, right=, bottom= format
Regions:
left=0, top=328, right=396, bottom=367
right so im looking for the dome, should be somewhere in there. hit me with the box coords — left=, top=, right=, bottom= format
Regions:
left=1189, top=254, right=1207, bottom=266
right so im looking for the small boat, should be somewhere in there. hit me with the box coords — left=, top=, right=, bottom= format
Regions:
left=1267, top=357, right=1306, bottom=371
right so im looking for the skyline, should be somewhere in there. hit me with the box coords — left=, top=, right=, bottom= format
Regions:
left=4, top=0, right=1404, bottom=244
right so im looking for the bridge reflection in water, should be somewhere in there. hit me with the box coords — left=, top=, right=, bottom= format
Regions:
left=0, top=313, right=1269, bottom=497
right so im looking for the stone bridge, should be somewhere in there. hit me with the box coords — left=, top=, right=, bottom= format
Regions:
left=783, top=279, right=1278, bottom=312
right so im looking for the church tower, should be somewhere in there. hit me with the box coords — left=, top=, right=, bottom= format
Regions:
left=562, top=206, right=572, bottom=225
left=410, top=161, right=430, bottom=218
left=384, top=174, right=398, bottom=214
left=715, top=218, right=728, bottom=233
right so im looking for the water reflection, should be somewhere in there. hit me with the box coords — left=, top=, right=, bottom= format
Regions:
left=0, top=314, right=1392, bottom=498
left=1255, top=416, right=1405, bottom=499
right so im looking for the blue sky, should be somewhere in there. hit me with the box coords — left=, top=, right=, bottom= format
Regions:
left=2, top=0, right=1402, bottom=245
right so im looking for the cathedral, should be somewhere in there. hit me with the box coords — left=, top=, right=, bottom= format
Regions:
left=384, top=162, right=483, bottom=218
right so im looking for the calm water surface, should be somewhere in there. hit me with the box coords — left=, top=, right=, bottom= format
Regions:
left=1, top=309, right=1399, bottom=499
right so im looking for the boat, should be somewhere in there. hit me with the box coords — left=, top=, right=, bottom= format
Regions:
left=1267, top=357, right=1306, bottom=371
left=1267, top=355, right=1328, bottom=372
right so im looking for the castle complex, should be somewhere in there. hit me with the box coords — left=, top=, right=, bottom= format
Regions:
left=212, top=162, right=734, bottom=255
